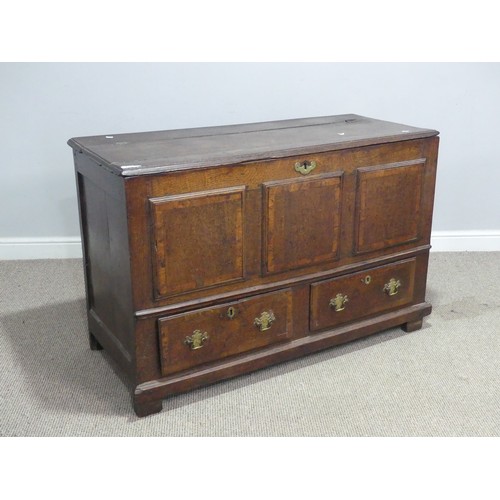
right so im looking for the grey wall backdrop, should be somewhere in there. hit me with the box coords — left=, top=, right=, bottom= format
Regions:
left=1, top=63, right=499, bottom=255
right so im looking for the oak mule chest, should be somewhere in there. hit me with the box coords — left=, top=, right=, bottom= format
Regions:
left=69, top=114, right=439, bottom=417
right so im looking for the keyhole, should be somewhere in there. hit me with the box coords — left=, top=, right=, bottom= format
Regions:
left=227, top=307, right=236, bottom=319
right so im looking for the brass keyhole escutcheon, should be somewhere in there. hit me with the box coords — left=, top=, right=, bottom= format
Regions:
left=184, top=329, right=209, bottom=350
left=227, top=306, right=236, bottom=319
left=329, top=293, right=349, bottom=312
left=362, top=275, right=372, bottom=285
left=254, top=311, right=276, bottom=332
left=383, top=278, right=401, bottom=296
left=294, top=160, right=317, bottom=175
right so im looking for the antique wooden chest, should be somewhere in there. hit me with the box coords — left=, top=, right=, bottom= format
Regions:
left=68, top=114, right=439, bottom=417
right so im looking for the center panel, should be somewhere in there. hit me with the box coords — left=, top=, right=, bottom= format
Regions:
left=262, top=172, right=343, bottom=275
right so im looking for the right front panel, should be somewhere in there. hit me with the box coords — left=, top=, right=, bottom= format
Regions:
left=354, top=159, right=426, bottom=254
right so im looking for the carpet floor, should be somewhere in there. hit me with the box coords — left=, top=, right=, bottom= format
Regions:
left=1, top=252, right=499, bottom=436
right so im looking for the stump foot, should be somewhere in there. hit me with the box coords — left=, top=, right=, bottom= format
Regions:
left=133, top=397, right=163, bottom=418
left=402, top=318, right=423, bottom=333
left=89, top=332, right=103, bottom=351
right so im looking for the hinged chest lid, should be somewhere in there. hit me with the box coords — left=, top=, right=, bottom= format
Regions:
left=68, top=114, right=438, bottom=176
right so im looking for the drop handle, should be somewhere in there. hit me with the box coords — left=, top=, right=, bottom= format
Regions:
left=254, top=311, right=275, bottom=332
left=329, top=293, right=348, bottom=312
left=184, top=329, right=209, bottom=350
left=383, top=278, right=401, bottom=296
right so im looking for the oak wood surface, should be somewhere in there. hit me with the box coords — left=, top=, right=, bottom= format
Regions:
left=74, top=153, right=136, bottom=382
left=150, top=186, right=246, bottom=297
left=68, top=114, right=438, bottom=176
left=127, top=139, right=432, bottom=311
left=354, top=160, right=425, bottom=254
left=402, top=319, right=424, bottom=332
left=135, top=245, right=430, bottom=319
left=133, top=302, right=432, bottom=414
left=133, top=249, right=430, bottom=385
left=158, top=289, right=293, bottom=376
left=310, top=258, right=417, bottom=331
left=263, top=173, right=342, bottom=274
left=70, top=114, right=439, bottom=417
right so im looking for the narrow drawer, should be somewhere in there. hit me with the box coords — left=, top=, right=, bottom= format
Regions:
left=310, top=258, right=416, bottom=332
left=158, top=289, right=293, bottom=376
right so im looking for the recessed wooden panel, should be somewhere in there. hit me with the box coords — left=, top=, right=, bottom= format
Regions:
left=354, top=160, right=425, bottom=254
left=263, top=173, right=343, bottom=274
left=150, top=186, right=245, bottom=297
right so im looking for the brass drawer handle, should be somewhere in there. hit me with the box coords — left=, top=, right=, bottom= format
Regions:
left=254, top=311, right=276, bottom=332
left=383, top=278, right=401, bottom=296
left=184, top=329, right=209, bottom=350
left=329, top=293, right=349, bottom=312
left=294, top=160, right=317, bottom=175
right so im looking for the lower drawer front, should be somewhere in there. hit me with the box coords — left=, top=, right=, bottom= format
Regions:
left=310, top=258, right=416, bottom=331
left=158, top=289, right=293, bottom=376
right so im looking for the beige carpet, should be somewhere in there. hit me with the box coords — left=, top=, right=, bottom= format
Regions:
left=1, top=252, right=499, bottom=436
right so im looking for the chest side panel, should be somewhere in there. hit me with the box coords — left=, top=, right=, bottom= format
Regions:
left=74, top=153, right=135, bottom=373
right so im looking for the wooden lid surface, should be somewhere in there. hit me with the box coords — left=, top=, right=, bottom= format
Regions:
left=68, top=114, right=439, bottom=176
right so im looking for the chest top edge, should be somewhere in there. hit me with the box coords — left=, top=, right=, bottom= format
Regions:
left=68, top=114, right=439, bottom=177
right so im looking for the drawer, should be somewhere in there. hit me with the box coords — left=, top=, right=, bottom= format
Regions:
left=158, top=289, right=293, bottom=376
left=310, top=258, right=416, bottom=331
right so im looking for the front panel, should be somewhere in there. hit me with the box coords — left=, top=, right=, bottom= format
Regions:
left=263, top=173, right=343, bottom=274
left=354, top=159, right=426, bottom=254
left=150, top=186, right=246, bottom=298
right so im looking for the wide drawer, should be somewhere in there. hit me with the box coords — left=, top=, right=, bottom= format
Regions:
left=310, top=258, right=416, bottom=331
left=158, top=289, right=293, bottom=376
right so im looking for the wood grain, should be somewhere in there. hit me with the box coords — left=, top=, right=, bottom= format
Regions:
left=310, top=258, right=416, bottom=331
left=128, top=139, right=431, bottom=311
left=150, top=186, right=246, bottom=297
left=263, top=173, right=342, bottom=274
left=68, top=114, right=438, bottom=176
left=158, top=289, right=293, bottom=376
left=354, top=160, right=425, bottom=254
left=69, top=114, right=440, bottom=417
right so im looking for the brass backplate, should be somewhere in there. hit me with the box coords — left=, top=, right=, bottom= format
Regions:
left=383, top=278, right=401, bottom=296
left=294, top=160, right=317, bottom=175
left=329, top=293, right=349, bottom=312
left=184, top=329, right=209, bottom=350
left=254, top=310, right=276, bottom=332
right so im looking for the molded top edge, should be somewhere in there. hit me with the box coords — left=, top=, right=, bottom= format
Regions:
left=68, top=114, right=439, bottom=176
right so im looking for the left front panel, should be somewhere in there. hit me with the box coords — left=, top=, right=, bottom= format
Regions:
left=150, top=186, right=246, bottom=298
